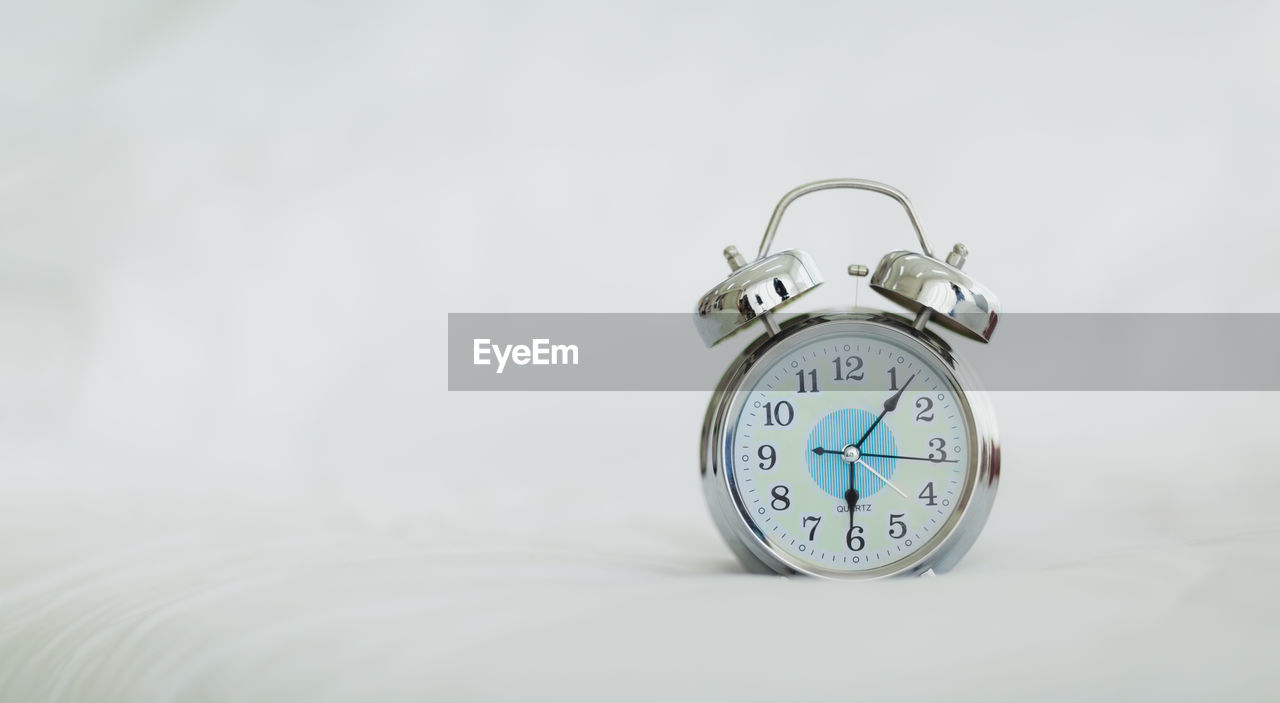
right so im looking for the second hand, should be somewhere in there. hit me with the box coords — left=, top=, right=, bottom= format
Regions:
left=856, top=458, right=908, bottom=499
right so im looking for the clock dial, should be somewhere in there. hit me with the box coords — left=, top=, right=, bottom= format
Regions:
left=726, top=328, right=974, bottom=575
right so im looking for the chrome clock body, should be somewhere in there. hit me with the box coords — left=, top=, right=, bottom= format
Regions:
left=693, top=178, right=1002, bottom=579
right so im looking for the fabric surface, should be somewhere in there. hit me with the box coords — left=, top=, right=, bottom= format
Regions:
left=3, top=392, right=1277, bottom=701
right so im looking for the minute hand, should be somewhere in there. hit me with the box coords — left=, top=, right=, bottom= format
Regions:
left=853, top=372, right=916, bottom=449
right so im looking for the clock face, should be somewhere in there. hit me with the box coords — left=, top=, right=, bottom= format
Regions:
left=724, top=324, right=975, bottom=576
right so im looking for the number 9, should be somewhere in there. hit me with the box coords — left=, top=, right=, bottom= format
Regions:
left=757, top=444, right=777, bottom=470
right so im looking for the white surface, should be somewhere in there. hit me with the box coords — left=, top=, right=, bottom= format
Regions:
left=3, top=1, right=1279, bottom=700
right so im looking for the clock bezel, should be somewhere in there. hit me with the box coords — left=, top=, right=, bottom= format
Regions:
left=700, top=311, right=1000, bottom=580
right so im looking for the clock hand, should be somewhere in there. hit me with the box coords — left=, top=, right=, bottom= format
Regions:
left=860, top=452, right=958, bottom=464
left=856, top=458, right=909, bottom=499
left=813, top=447, right=955, bottom=463
left=853, top=372, right=917, bottom=449
left=845, top=487, right=859, bottom=529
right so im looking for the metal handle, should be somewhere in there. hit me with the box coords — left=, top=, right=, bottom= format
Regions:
left=757, top=179, right=935, bottom=259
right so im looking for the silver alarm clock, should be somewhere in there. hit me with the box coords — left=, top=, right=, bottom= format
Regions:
left=695, top=179, right=1000, bottom=579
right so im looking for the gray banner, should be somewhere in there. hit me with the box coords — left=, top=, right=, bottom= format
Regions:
left=448, top=313, right=1280, bottom=391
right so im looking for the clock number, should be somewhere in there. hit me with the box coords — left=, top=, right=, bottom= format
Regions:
left=888, top=513, right=907, bottom=539
left=763, top=401, right=794, bottom=427
left=845, top=525, right=865, bottom=551
left=770, top=485, right=791, bottom=510
left=832, top=355, right=865, bottom=381
left=801, top=515, right=821, bottom=540
left=887, top=366, right=899, bottom=391
left=919, top=481, right=937, bottom=506
left=795, top=369, right=819, bottom=394
left=915, top=396, right=934, bottom=422
left=928, top=437, right=947, bottom=462
left=757, top=444, right=777, bottom=470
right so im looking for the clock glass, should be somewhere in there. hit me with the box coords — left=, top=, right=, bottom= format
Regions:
left=725, top=325, right=976, bottom=576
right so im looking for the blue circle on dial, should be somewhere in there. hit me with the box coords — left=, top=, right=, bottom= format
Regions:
left=805, top=408, right=898, bottom=499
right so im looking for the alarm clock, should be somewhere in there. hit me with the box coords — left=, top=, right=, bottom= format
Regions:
left=695, top=179, right=1000, bottom=579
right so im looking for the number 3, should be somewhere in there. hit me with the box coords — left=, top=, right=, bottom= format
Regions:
left=928, top=437, right=947, bottom=462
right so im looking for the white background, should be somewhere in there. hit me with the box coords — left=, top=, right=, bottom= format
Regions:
left=2, top=1, right=1278, bottom=700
